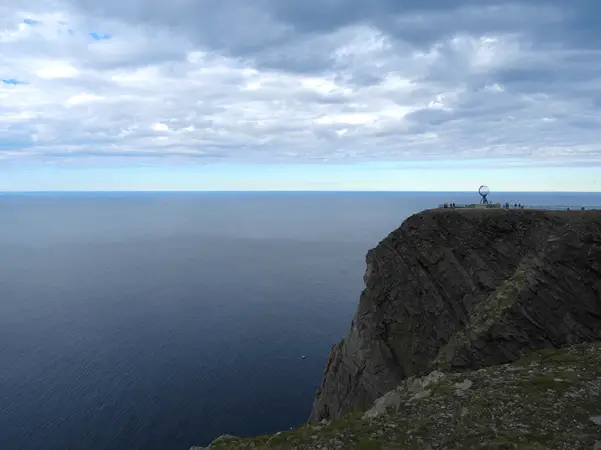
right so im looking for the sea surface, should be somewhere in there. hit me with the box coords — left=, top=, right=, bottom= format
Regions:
left=1, top=191, right=599, bottom=450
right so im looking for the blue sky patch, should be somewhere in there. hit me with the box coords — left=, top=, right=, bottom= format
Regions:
left=23, top=18, right=40, bottom=25
left=2, top=79, right=26, bottom=85
left=89, top=32, right=112, bottom=40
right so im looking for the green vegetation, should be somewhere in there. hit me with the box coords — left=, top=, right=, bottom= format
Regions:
left=355, top=439, right=383, bottom=450
left=519, top=375, right=573, bottom=395
left=196, top=343, right=601, bottom=450
left=433, top=267, right=530, bottom=369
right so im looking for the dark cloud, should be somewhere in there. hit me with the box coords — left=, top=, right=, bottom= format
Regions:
left=62, top=0, right=601, bottom=68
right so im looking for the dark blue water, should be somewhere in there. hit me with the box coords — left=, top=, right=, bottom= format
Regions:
left=1, top=191, right=599, bottom=450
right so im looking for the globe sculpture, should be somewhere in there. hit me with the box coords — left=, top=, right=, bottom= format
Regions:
left=479, top=185, right=490, bottom=205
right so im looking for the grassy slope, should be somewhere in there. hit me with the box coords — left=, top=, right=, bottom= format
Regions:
left=196, top=342, right=601, bottom=450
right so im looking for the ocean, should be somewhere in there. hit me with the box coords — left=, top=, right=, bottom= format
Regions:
left=1, top=191, right=599, bottom=450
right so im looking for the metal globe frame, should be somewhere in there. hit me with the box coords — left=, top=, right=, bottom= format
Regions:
left=479, top=185, right=490, bottom=205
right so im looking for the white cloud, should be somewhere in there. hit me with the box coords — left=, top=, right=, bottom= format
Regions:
left=0, top=0, right=600, bottom=168
left=151, top=123, right=169, bottom=132
left=36, top=61, right=79, bottom=78
left=67, top=93, right=104, bottom=105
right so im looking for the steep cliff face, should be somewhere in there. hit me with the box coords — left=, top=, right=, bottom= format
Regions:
left=309, top=208, right=601, bottom=422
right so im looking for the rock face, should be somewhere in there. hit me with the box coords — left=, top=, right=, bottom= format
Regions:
left=309, top=208, right=601, bottom=423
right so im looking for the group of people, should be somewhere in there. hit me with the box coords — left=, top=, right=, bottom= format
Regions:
left=441, top=202, right=588, bottom=211
left=441, top=202, right=527, bottom=209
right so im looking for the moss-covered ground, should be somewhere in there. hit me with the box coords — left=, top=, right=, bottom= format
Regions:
left=194, top=342, right=601, bottom=450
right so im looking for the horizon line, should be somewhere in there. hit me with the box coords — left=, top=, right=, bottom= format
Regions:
left=1, top=189, right=600, bottom=194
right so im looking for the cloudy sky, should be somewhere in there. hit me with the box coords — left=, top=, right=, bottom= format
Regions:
left=1, top=0, right=600, bottom=191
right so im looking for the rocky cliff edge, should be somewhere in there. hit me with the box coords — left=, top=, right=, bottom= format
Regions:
left=309, top=208, right=601, bottom=422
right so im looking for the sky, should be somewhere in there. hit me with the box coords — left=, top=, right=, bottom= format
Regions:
left=1, top=0, right=600, bottom=191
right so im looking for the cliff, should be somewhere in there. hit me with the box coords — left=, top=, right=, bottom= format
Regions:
left=194, top=207, right=601, bottom=450
left=309, top=208, right=601, bottom=422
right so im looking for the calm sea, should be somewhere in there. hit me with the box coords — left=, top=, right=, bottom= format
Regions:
left=1, top=191, right=599, bottom=450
